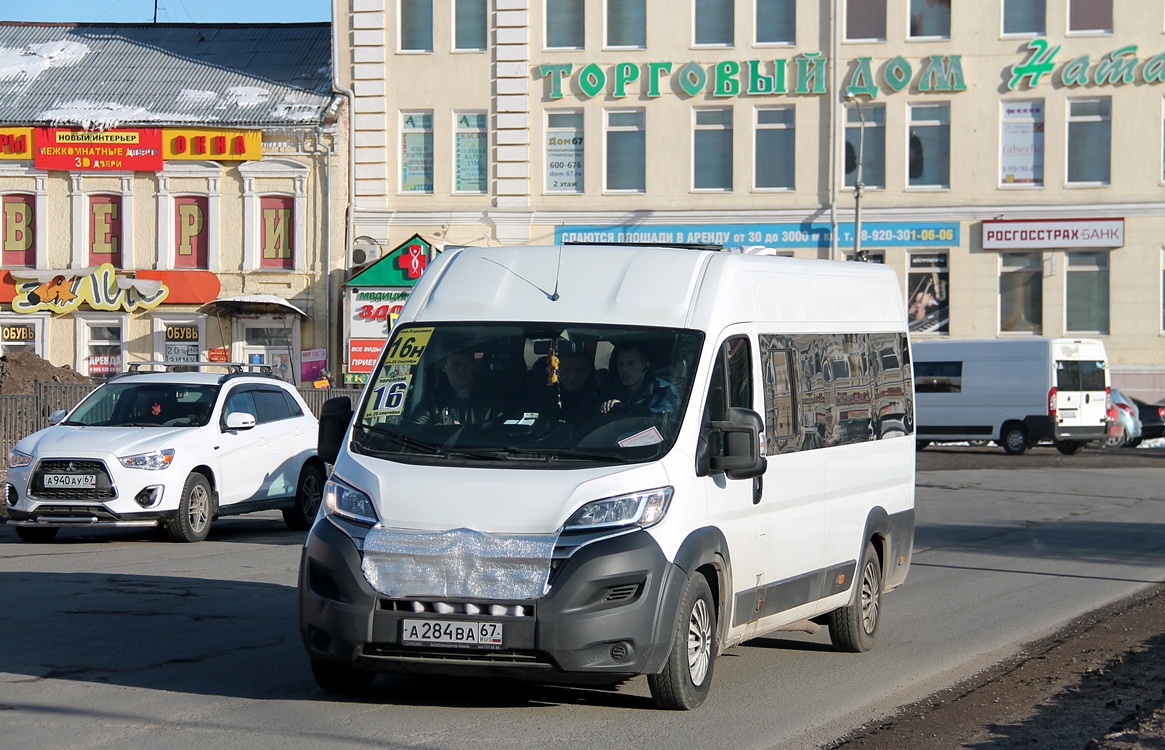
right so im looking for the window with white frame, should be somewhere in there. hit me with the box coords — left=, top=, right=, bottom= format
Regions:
left=1003, top=0, right=1044, bottom=35
left=606, top=109, right=645, bottom=192
left=1067, top=98, right=1111, bottom=185
left=546, top=111, right=584, bottom=193
left=695, top=0, right=733, bottom=46
left=1066, top=251, right=1110, bottom=333
left=999, top=252, right=1043, bottom=334
left=607, top=0, right=646, bottom=47
left=454, top=111, right=488, bottom=193
left=454, top=0, right=488, bottom=50
left=756, top=0, right=795, bottom=44
left=909, top=0, right=950, bottom=38
left=908, top=102, right=950, bottom=188
left=400, top=0, right=433, bottom=52
left=1001, top=100, right=1044, bottom=186
left=844, top=102, right=885, bottom=189
left=0, top=315, right=44, bottom=356
left=155, top=316, right=205, bottom=364
left=846, top=0, right=886, bottom=41
left=547, top=0, right=585, bottom=48
left=76, top=315, right=126, bottom=381
left=401, top=111, right=434, bottom=193
left=1068, top=0, right=1111, bottom=33
left=694, top=108, right=733, bottom=190
left=755, top=106, right=795, bottom=190
left=1, top=193, right=35, bottom=267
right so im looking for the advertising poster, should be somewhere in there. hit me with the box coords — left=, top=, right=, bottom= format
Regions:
left=301, top=348, right=327, bottom=382
left=546, top=128, right=583, bottom=192
left=1000, top=101, right=1043, bottom=185
left=908, top=252, right=949, bottom=334
left=34, top=128, right=163, bottom=171
left=401, top=129, right=433, bottom=192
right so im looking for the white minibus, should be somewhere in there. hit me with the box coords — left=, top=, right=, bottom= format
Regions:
left=300, top=244, right=916, bottom=709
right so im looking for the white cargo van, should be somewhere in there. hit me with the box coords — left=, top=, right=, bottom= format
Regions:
left=913, top=337, right=1109, bottom=455
left=300, top=244, right=916, bottom=709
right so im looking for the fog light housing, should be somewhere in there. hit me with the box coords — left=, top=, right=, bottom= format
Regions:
left=3, top=483, right=16, bottom=507
left=134, top=486, right=163, bottom=509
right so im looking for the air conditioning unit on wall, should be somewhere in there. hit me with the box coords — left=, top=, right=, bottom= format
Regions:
left=350, top=236, right=383, bottom=267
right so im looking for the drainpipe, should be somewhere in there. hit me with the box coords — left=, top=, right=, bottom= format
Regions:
left=829, top=0, right=841, bottom=262
left=313, top=124, right=332, bottom=374
left=331, top=10, right=357, bottom=380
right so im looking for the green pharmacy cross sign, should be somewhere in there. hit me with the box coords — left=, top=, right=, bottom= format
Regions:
left=345, top=234, right=439, bottom=288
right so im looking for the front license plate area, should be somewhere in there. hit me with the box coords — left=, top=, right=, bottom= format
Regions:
left=44, top=474, right=97, bottom=488
left=401, top=619, right=504, bottom=649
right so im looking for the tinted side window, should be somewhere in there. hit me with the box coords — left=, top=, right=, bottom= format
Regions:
left=254, top=388, right=294, bottom=423
left=223, top=388, right=257, bottom=419
left=280, top=389, right=305, bottom=417
left=915, top=360, right=962, bottom=393
left=1056, top=360, right=1106, bottom=391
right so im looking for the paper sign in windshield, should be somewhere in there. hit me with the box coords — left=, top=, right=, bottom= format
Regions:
left=381, top=327, right=433, bottom=366
left=618, top=426, right=664, bottom=448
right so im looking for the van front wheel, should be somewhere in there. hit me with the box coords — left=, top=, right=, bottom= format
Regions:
left=829, top=542, right=882, bottom=653
left=649, top=570, right=716, bottom=710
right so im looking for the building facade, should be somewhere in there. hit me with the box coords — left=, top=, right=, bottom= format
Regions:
left=0, top=23, right=346, bottom=385
left=335, top=0, right=1165, bottom=400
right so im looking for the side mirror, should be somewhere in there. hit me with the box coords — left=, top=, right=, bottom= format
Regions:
left=48, top=409, right=67, bottom=426
left=708, top=407, right=768, bottom=480
left=225, top=412, right=256, bottom=431
left=318, top=396, right=354, bottom=465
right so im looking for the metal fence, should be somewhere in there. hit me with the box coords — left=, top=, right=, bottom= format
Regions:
left=1, top=383, right=363, bottom=465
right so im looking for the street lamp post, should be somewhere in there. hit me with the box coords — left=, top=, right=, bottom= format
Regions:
left=846, top=93, right=868, bottom=262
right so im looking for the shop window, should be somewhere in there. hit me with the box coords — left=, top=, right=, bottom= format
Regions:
left=546, top=0, right=585, bottom=48
left=260, top=196, right=294, bottom=270
left=909, top=0, right=950, bottom=38
left=756, top=0, right=795, bottom=44
left=1066, top=251, right=1110, bottom=334
left=0, top=316, right=42, bottom=356
left=401, top=111, right=434, bottom=193
left=1001, top=100, right=1044, bottom=186
left=174, top=196, right=209, bottom=269
left=159, top=319, right=203, bottom=364
left=1, top=193, right=35, bottom=267
left=999, top=252, right=1043, bottom=334
left=606, top=0, right=646, bottom=48
left=1067, top=98, right=1110, bottom=185
left=1068, top=0, right=1111, bottom=33
left=908, top=103, right=950, bottom=188
left=546, top=111, right=584, bottom=193
left=605, top=109, right=645, bottom=192
left=77, top=316, right=125, bottom=381
left=695, top=0, right=733, bottom=46
left=454, top=0, right=487, bottom=51
left=1003, top=0, right=1044, bottom=35
left=755, top=106, right=795, bottom=190
left=88, top=194, right=123, bottom=268
left=400, top=0, right=433, bottom=52
left=694, top=108, right=733, bottom=191
left=844, top=102, right=885, bottom=189
left=846, top=0, right=886, bottom=41
left=907, top=252, right=949, bottom=334
left=454, top=111, right=488, bottom=194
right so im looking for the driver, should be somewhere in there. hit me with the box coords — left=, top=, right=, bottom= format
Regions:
left=409, top=348, right=499, bottom=425
left=600, top=344, right=679, bottom=414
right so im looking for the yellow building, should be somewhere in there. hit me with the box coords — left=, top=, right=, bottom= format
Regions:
left=335, top=0, right=1165, bottom=400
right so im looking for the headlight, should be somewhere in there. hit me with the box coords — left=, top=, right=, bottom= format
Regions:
left=8, top=449, right=32, bottom=469
left=118, top=449, right=175, bottom=470
left=323, top=477, right=378, bottom=525
left=564, top=486, right=673, bottom=531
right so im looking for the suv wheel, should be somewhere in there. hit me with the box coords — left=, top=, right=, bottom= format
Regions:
left=283, top=463, right=325, bottom=531
left=168, top=473, right=213, bottom=543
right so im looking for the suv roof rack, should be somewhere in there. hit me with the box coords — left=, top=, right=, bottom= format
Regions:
left=562, top=241, right=724, bottom=252
left=117, top=361, right=276, bottom=378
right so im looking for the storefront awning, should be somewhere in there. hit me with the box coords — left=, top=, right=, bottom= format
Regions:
left=196, top=294, right=308, bottom=318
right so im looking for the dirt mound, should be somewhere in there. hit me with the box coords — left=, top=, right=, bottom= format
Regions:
left=0, top=351, right=92, bottom=394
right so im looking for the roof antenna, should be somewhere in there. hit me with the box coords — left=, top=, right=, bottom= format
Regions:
left=549, top=243, right=562, bottom=301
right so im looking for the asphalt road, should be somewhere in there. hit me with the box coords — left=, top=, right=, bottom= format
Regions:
left=2, top=448, right=1164, bottom=750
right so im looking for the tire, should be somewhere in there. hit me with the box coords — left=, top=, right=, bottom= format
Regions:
left=915, top=440, right=930, bottom=451
left=648, top=570, right=717, bottom=710
left=283, top=463, right=325, bottom=531
left=829, top=542, right=882, bottom=653
left=1105, top=429, right=1128, bottom=449
left=1055, top=440, right=1085, bottom=455
left=1000, top=424, right=1029, bottom=455
left=310, top=656, right=376, bottom=694
left=15, top=526, right=59, bottom=543
left=1126, top=437, right=1143, bottom=449
left=167, top=473, right=212, bottom=543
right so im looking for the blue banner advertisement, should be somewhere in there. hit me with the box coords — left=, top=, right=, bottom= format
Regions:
left=554, top=221, right=959, bottom=249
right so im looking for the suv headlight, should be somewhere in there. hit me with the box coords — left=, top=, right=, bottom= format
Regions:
left=8, top=449, right=32, bottom=469
left=119, top=449, right=175, bottom=470
left=323, top=477, right=378, bottom=525
left=564, top=486, right=673, bottom=531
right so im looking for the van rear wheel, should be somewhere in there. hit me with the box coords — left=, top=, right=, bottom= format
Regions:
left=1000, top=424, right=1029, bottom=455
left=648, top=570, right=716, bottom=710
left=1055, top=440, right=1085, bottom=455
left=829, top=542, right=882, bottom=653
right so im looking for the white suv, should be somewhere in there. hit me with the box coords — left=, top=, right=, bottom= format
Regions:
left=4, top=363, right=324, bottom=543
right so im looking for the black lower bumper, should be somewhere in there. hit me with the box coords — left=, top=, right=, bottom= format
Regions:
left=298, top=517, right=684, bottom=681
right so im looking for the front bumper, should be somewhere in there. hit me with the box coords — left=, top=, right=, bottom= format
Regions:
left=4, top=461, right=182, bottom=529
left=299, top=516, right=685, bottom=681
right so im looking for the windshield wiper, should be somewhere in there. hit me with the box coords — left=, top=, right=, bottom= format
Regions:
left=356, top=422, right=446, bottom=455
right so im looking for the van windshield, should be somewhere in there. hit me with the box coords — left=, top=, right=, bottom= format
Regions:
left=351, top=323, right=704, bottom=467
